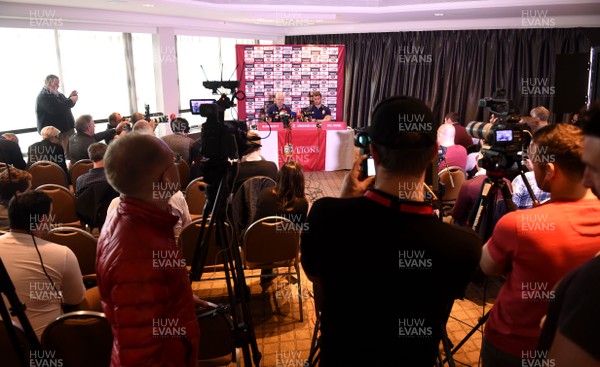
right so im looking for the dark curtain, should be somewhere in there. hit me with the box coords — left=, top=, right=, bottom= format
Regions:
left=286, top=28, right=596, bottom=130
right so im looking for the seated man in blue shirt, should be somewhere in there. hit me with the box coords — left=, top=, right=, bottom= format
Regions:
left=265, top=92, right=292, bottom=123
left=306, top=91, right=332, bottom=122
left=76, top=142, right=108, bottom=196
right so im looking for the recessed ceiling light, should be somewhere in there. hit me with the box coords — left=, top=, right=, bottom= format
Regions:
left=434, top=13, right=445, bottom=17
left=141, top=3, right=154, bottom=7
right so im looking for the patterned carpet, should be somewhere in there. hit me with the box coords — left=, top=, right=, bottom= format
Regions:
left=191, top=170, right=502, bottom=366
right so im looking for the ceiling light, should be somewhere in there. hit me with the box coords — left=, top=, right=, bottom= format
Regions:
left=434, top=13, right=445, bottom=17
left=141, top=3, right=154, bottom=7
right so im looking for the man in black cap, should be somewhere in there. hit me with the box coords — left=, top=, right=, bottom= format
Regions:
left=301, top=96, right=482, bottom=366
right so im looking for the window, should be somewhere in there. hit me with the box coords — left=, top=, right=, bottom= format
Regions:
left=57, top=30, right=129, bottom=121
left=131, top=33, right=158, bottom=114
left=0, top=27, right=59, bottom=131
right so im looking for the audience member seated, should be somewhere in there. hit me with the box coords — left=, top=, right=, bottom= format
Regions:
left=161, top=117, right=195, bottom=163
left=511, top=170, right=550, bottom=209
left=97, top=133, right=199, bottom=365
left=233, top=132, right=278, bottom=193
left=444, top=111, right=473, bottom=149
left=68, top=114, right=125, bottom=163
left=0, top=167, right=32, bottom=231
left=2, top=133, right=19, bottom=144
left=530, top=106, right=551, bottom=128
left=0, top=134, right=26, bottom=169
left=535, top=100, right=600, bottom=366
left=301, top=96, right=482, bottom=365
left=479, top=123, right=600, bottom=367
left=75, top=142, right=108, bottom=196
left=132, top=119, right=154, bottom=135
left=451, top=153, right=513, bottom=228
left=27, top=126, right=68, bottom=173
left=0, top=190, right=86, bottom=339
left=437, top=123, right=467, bottom=172
left=253, top=160, right=309, bottom=283
left=189, top=137, right=204, bottom=182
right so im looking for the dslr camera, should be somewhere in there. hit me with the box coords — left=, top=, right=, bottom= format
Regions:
left=466, top=91, right=532, bottom=173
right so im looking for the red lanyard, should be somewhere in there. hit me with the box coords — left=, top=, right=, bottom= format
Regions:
left=364, top=189, right=434, bottom=215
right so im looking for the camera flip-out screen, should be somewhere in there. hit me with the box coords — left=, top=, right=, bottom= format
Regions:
left=190, top=99, right=216, bottom=115
left=496, top=129, right=513, bottom=142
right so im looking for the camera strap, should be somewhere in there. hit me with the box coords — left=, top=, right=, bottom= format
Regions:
left=364, top=189, right=434, bottom=215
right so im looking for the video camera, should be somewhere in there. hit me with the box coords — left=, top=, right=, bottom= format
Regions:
left=466, top=90, right=532, bottom=172
left=189, top=82, right=250, bottom=185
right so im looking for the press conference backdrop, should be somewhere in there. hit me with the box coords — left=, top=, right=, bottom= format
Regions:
left=236, top=44, right=346, bottom=123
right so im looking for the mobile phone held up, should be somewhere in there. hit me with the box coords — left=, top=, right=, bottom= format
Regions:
left=362, top=155, right=375, bottom=177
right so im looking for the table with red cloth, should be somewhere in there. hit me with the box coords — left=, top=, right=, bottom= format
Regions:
left=258, top=124, right=355, bottom=172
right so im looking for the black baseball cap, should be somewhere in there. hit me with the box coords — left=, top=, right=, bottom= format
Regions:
left=369, top=96, right=437, bottom=149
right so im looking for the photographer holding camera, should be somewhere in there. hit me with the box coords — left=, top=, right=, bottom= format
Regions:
left=301, top=96, right=481, bottom=366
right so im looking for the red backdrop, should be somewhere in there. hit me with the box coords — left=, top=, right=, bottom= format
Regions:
left=235, top=44, right=345, bottom=124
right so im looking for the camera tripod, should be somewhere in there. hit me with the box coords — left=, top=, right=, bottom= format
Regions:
left=189, top=161, right=261, bottom=367
left=0, top=257, right=43, bottom=366
left=441, top=162, right=537, bottom=365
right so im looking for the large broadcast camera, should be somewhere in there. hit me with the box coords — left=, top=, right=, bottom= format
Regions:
left=190, top=80, right=250, bottom=185
left=466, top=90, right=532, bottom=173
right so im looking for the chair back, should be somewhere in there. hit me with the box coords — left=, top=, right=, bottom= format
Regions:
left=178, top=219, right=231, bottom=276
left=35, top=184, right=81, bottom=226
left=69, top=159, right=93, bottom=193
left=242, top=215, right=304, bottom=321
left=75, top=181, right=120, bottom=231
left=242, top=216, right=300, bottom=268
left=44, top=226, right=97, bottom=277
left=197, top=306, right=236, bottom=366
left=185, top=177, right=207, bottom=220
left=41, top=311, right=112, bottom=367
left=29, top=161, right=69, bottom=190
left=231, top=176, right=276, bottom=236
left=439, top=166, right=467, bottom=203
left=0, top=322, right=32, bottom=367
left=175, top=158, right=190, bottom=190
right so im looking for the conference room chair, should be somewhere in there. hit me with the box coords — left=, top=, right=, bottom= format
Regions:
left=35, top=184, right=81, bottom=228
left=41, top=311, right=112, bottom=367
left=44, top=226, right=98, bottom=288
left=69, top=158, right=93, bottom=193
left=175, top=156, right=191, bottom=190
left=185, top=177, right=207, bottom=221
left=28, top=160, right=69, bottom=190
left=197, top=305, right=239, bottom=367
left=75, top=181, right=120, bottom=234
left=241, top=216, right=303, bottom=322
left=178, top=218, right=232, bottom=281
left=231, top=176, right=276, bottom=239
left=0, top=321, right=32, bottom=367
left=439, top=166, right=468, bottom=216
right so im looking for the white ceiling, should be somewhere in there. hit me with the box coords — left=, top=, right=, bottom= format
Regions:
left=0, top=0, right=599, bottom=38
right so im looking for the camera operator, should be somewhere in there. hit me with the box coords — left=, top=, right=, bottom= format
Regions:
left=301, top=96, right=481, bottom=365
left=479, top=123, right=600, bottom=367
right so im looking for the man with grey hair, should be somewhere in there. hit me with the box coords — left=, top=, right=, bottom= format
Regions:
left=530, top=106, right=550, bottom=127
left=67, top=115, right=125, bottom=163
left=266, top=92, right=292, bottom=122
left=35, top=74, right=78, bottom=152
